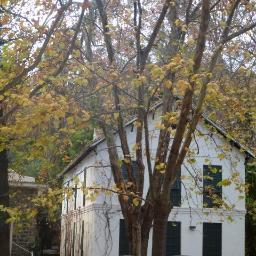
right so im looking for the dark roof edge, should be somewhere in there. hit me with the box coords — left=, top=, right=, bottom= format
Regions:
left=59, top=102, right=255, bottom=177
left=202, top=114, right=255, bottom=159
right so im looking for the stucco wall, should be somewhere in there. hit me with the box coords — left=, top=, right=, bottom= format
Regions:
left=61, top=108, right=246, bottom=256
left=61, top=204, right=245, bottom=256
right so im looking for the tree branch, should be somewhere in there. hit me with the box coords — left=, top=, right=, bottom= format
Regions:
left=0, top=3, right=86, bottom=123
left=162, top=0, right=211, bottom=197
left=223, top=22, right=256, bottom=43
left=141, top=0, right=170, bottom=67
left=95, top=0, right=115, bottom=63
left=0, top=0, right=72, bottom=96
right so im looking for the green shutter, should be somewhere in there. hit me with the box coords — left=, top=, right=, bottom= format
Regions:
left=166, top=221, right=181, bottom=256
left=119, top=219, right=130, bottom=256
left=203, top=223, right=222, bottom=256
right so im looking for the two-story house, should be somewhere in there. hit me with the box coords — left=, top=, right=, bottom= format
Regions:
left=60, top=104, right=254, bottom=256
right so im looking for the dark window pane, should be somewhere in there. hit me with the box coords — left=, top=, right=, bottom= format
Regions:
left=170, top=167, right=181, bottom=207
left=119, top=219, right=130, bottom=256
left=166, top=221, right=181, bottom=256
left=203, top=165, right=222, bottom=208
left=66, top=181, right=69, bottom=214
left=83, top=171, right=86, bottom=206
left=74, top=184, right=77, bottom=210
left=121, top=160, right=139, bottom=181
left=203, top=223, right=222, bottom=256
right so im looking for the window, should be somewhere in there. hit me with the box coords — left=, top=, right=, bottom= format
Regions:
left=170, top=167, right=181, bottom=207
left=81, top=221, right=84, bottom=256
left=203, top=223, right=222, bottom=256
left=121, top=160, right=139, bottom=181
left=83, top=171, right=86, bottom=207
left=66, top=181, right=69, bottom=214
left=203, top=165, right=222, bottom=208
left=166, top=221, right=181, bottom=256
left=119, top=219, right=130, bottom=256
left=74, top=184, right=77, bottom=210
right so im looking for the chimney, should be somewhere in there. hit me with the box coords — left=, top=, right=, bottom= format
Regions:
left=93, top=128, right=104, bottom=140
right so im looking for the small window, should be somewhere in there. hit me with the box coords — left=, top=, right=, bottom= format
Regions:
left=166, top=221, right=181, bottom=256
left=66, top=181, right=70, bottom=214
left=170, top=167, right=181, bottom=207
left=119, top=219, right=130, bottom=256
left=203, top=165, right=222, bottom=208
left=83, top=171, right=86, bottom=207
left=74, top=184, right=77, bottom=210
left=121, top=160, right=139, bottom=181
left=203, top=223, right=222, bottom=256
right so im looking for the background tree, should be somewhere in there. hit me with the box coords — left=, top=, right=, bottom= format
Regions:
left=0, top=1, right=91, bottom=255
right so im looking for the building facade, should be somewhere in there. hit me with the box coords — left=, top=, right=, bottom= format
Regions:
left=60, top=106, right=251, bottom=256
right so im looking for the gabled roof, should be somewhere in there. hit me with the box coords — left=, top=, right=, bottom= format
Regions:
left=60, top=102, right=255, bottom=177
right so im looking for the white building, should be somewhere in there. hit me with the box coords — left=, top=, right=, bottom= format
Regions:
left=60, top=104, right=254, bottom=256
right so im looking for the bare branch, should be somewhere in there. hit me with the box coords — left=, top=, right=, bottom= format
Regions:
left=95, top=0, right=115, bottom=63
left=0, top=5, right=33, bottom=25
left=221, top=0, right=241, bottom=40
left=223, top=22, right=256, bottom=43
left=142, top=0, right=170, bottom=67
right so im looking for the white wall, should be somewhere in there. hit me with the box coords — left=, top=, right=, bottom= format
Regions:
left=61, top=204, right=245, bottom=256
left=61, top=107, right=246, bottom=256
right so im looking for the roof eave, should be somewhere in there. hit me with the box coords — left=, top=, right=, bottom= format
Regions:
left=61, top=102, right=255, bottom=177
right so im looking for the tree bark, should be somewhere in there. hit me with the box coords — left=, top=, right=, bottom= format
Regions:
left=131, top=219, right=141, bottom=256
left=152, top=201, right=170, bottom=256
left=0, top=148, right=9, bottom=256
left=141, top=203, right=154, bottom=256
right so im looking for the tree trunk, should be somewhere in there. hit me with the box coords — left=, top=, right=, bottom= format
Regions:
left=141, top=203, right=154, bottom=256
left=0, top=148, right=10, bottom=256
left=141, top=235, right=149, bottom=256
left=151, top=201, right=170, bottom=256
left=131, top=220, right=141, bottom=256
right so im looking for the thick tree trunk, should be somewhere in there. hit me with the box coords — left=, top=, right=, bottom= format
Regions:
left=141, top=203, right=154, bottom=256
left=131, top=220, right=141, bottom=256
left=141, top=235, right=149, bottom=256
left=126, top=214, right=142, bottom=256
left=0, top=148, right=10, bottom=256
left=151, top=202, right=170, bottom=256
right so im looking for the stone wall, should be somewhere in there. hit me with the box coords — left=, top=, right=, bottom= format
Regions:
left=9, top=186, right=38, bottom=256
